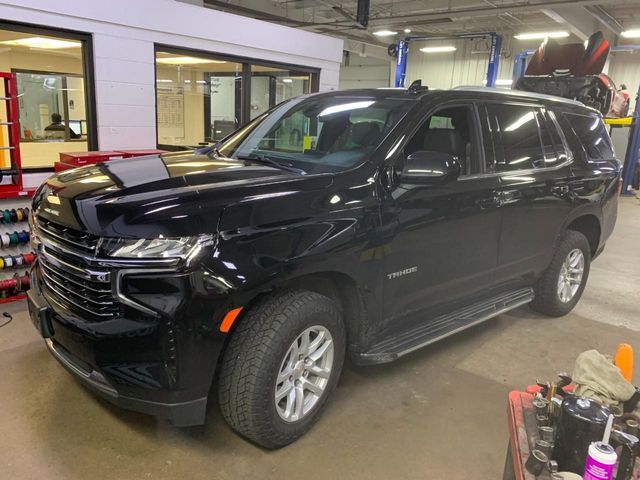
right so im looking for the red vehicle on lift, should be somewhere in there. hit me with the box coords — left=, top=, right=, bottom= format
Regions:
left=515, top=31, right=630, bottom=118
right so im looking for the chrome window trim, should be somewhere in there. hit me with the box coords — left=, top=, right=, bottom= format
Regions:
left=458, top=157, right=574, bottom=182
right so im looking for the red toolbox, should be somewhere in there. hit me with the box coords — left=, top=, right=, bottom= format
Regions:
left=115, top=149, right=166, bottom=158
left=58, top=151, right=125, bottom=167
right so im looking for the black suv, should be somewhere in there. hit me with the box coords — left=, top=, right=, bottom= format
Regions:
left=28, top=86, right=620, bottom=448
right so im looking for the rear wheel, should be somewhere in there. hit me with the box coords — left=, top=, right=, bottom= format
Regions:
left=530, top=230, right=591, bottom=317
left=217, top=290, right=345, bottom=448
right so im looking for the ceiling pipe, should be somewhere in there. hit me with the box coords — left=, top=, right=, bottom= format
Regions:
left=365, top=0, right=625, bottom=26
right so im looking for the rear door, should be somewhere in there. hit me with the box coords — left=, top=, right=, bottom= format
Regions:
left=480, top=102, right=574, bottom=287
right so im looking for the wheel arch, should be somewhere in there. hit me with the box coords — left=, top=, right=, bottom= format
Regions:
left=565, top=213, right=601, bottom=258
left=216, top=271, right=370, bottom=369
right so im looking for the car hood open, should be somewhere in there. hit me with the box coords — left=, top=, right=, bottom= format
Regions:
left=524, top=31, right=610, bottom=77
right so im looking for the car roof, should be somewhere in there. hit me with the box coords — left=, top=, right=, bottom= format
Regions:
left=306, top=85, right=596, bottom=114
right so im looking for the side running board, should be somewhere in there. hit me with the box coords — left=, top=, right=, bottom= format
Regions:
left=356, top=288, right=534, bottom=365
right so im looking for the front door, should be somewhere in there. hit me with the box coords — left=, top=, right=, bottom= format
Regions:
left=379, top=103, right=502, bottom=332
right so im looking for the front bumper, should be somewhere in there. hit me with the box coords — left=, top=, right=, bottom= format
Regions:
left=29, top=261, right=229, bottom=426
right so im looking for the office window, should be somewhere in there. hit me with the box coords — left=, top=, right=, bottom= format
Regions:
left=250, top=66, right=312, bottom=119
left=155, top=50, right=243, bottom=148
left=0, top=26, right=94, bottom=169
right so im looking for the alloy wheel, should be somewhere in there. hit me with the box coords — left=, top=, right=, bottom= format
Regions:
left=557, top=248, right=585, bottom=303
left=274, top=325, right=334, bottom=423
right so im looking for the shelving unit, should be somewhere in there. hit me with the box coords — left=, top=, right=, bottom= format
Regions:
left=0, top=72, right=34, bottom=304
left=0, top=72, right=33, bottom=198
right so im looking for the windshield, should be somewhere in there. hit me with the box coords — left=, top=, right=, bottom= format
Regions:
left=216, top=95, right=414, bottom=174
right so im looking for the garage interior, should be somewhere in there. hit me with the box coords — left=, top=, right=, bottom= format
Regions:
left=1, top=0, right=640, bottom=479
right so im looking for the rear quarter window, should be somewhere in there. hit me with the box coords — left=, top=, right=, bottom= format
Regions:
left=557, top=112, right=615, bottom=162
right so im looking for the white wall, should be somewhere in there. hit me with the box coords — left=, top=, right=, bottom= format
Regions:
left=339, top=53, right=393, bottom=90
left=0, top=0, right=343, bottom=150
left=405, top=36, right=542, bottom=89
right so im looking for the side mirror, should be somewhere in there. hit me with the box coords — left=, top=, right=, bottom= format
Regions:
left=401, top=150, right=461, bottom=184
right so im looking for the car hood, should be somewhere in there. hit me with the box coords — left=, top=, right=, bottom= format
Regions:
left=33, top=151, right=334, bottom=237
left=524, top=31, right=610, bottom=77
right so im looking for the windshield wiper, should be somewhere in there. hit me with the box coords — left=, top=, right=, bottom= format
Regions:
left=195, top=142, right=221, bottom=157
left=236, top=154, right=306, bottom=175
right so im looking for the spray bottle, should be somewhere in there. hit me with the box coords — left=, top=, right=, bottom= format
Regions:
left=583, top=414, right=618, bottom=480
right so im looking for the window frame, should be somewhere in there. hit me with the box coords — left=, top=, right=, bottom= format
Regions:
left=153, top=43, right=320, bottom=150
left=400, top=101, right=486, bottom=178
left=477, top=100, right=573, bottom=178
left=0, top=20, right=98, bottom=166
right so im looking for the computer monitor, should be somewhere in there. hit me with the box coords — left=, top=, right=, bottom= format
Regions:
left=67, top=120, right=81, bottom=137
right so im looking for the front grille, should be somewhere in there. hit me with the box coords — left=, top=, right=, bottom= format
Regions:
left=35, top=216, right=120, bottom=321
left=36, top=216, right=99, bottom=254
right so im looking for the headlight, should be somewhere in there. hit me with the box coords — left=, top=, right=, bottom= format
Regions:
left=98, top=234, right=214, bottom=262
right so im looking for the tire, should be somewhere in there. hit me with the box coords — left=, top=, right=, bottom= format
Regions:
left=530, top=230, right=591, bottom=317
left=217, top=290, right=345, bottom=449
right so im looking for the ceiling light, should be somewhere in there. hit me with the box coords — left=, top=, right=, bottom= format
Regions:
left=282, top=78, right=293, bottom=83
left=420, top=46, right=457, bottom=53
left=373, top=30, right=397, bottom=37
left=404, top=28, right=412, bottom=33
left=514, top=31, right=569, bottom=40
left=156, top=79, right=173, bottom=83
left=156, top=56, right=226, bottom=65
left=0, top=37, right=81, bottom=49
left=621, top=30, right=640, bottom=38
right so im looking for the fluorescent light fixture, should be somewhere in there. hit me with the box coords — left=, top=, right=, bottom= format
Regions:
left=0, top=36, right=80, bottom=49
left=514, top=31, right=569, bottom=40
left=282, top=78, right=293, bottom=83
left=320, top=101, right=374, bottom=117
left=420, top=45, right=457, bottom=53
left=482, top=79, right=513, bottom=86
left=373, top=30, right=397, bottom=37
left=404, top=28, right=412, bottom=33
left=156, top=79, right=173, bottom=83
left=621, top=30, right=640, bottom=38
left=156, top=56, right=226, bottom=65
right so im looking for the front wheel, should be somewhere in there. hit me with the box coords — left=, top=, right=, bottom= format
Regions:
left=217, top=290, right=345, bottom=448
left=530, top=230, right=591, bottom=317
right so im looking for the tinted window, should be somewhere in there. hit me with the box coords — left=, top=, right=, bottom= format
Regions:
left=217, top=96, right=413, bottom=174
left=558, top=112, right=615, bottom=161
left=486, top=104, right=545, bottom=171
left=405, top=105, right=480, bottom=176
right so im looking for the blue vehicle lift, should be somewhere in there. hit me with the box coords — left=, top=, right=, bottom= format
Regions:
left=393, top=32, right=503, bottom=88
left=512, top=45, right=640, bottom=196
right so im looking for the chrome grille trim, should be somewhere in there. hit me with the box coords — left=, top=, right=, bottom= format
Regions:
left=40, top=276, right=118, bottom=318
left=35, top=216, right=119, bottom=320
left=36, top=217, right=99, bottom=253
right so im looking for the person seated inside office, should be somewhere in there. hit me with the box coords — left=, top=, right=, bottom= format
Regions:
left=44, top=113, right=81, bottom=139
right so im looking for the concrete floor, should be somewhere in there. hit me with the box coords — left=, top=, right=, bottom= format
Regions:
left=1, top=198, right=639, bottom=480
